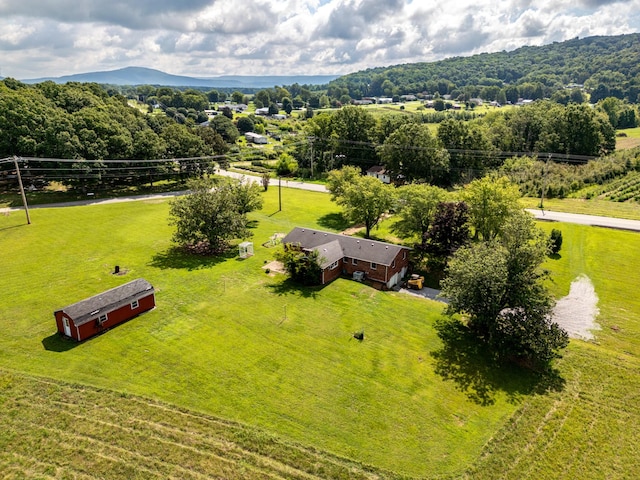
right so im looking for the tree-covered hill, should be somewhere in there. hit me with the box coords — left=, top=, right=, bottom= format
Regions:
left=328, top=34, right=640, bottom=103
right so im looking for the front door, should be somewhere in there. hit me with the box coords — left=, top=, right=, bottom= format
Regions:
left=63, top=317, right=71, bottom=337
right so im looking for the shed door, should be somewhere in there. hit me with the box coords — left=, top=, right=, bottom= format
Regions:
left=63, top=317, right=71, bottom=337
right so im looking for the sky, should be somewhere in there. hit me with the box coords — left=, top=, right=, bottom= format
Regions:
left=1, top=0, right=639, bottom=80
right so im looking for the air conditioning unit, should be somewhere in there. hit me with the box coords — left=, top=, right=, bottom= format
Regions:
left=353, top=271, right=365, bottom=281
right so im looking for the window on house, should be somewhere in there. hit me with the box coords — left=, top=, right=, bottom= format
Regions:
left=402, top=251, right=407, bottom=260
left=352, top=258, right=358, bottom=265
left=98, top=314, right=107, bottom=325
left=392, top=260, right=396, bottom=268
left=329, top=261, right=339, bottom=270
left=371, top=262, right=377, bottom=270
left=131, top=299, right=139, bottom=309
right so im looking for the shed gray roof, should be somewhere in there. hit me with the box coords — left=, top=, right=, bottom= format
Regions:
left=282, top=228, right=409, bottom=267
left=55, top=278, right=154, bottom=326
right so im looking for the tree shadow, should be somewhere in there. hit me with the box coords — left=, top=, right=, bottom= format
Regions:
left=266, top=278, right=323, bottom=299
left=317, top=212, right=351, bottom=231
left=430, top=317, right=565, bottom=406
left=41, top=333, right=79, bottom=352
left=149, top=246, right=235, bottom=271
left=548, top=253, right=562, bottom=260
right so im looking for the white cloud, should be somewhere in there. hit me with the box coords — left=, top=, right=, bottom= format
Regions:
left=0, top=0, right=638, bottom=79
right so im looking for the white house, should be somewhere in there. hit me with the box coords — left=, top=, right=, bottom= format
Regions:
left=366, top=166, right=391, bottom=184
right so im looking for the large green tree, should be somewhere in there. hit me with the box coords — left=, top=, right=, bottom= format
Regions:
left=327, top=167, right=396, bottom=238
left=393, top=183, right=448, bottom=248
left=168, top=178, right=261, bottom=253
left=459, top=175, right=521, bottom=241
left=441, top=211, right=568, bottom=369
left=378, top=123, right=449, bottom=184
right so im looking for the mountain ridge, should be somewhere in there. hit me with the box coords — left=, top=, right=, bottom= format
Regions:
left=20, top=66, right=339, bottom=88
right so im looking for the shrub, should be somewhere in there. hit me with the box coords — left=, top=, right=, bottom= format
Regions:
left=549, top=229, right=563, bottom=254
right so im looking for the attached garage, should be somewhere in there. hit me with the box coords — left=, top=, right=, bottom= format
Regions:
left=54, top=278, right=155, bottom=342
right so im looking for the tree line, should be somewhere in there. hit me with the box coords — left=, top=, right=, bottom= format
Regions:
left=294, top=102, right=618, bottom=187
left=0, top=79, right=233, bottom=190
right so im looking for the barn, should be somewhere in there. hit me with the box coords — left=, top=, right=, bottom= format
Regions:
left=54, top=278, right=155, bottom=342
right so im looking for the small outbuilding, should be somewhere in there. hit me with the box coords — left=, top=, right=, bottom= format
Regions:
left=239, top=241, right=254, bottom=258
left=54, top=278, right=155, bottom=342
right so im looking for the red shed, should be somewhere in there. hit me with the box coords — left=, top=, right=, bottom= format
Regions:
left=54, top=278, right=155, bottom=341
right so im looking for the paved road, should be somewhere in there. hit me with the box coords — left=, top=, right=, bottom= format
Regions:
left=4, top=170, right=640, bottom=233
left=525, top=208, right=640, bottom=231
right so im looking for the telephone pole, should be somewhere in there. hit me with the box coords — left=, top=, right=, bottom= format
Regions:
left=13, top=156, right=31, bottom=225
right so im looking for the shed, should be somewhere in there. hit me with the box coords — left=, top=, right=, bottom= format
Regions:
left=54, top=278, right=155, bottom=342
left=239, top=241, right=254, bottom=258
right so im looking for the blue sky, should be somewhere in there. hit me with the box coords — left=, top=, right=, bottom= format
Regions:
left=0, top=0, right=639, bottom=79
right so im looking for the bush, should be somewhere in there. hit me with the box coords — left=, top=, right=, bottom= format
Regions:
left=549, top=229, right=563, bottom=254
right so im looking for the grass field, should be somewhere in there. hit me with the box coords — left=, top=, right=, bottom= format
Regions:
left=1, top=187, right=640, bottom=478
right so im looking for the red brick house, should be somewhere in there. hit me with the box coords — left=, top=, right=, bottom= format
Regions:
left=282, top=228, right=410, bottom=289
left=54, top=278, right=155, bottom=342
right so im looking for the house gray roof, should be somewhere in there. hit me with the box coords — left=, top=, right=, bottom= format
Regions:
left=55, top=278, right=154, bottom=326
left=282, top=228, right=409, bottom=267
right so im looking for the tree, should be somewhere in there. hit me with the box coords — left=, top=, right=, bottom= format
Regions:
left=459, top=175, right=521, bottom=241
left=268, top=103, right=279, bottom=115
left=379, top=123, right=449, bottom=184
left=168, top=178, right=261, bottom=254
left=210, top=115, right=240, bottom=143
left=330, top=106, right=376, bottom=169
left=393, top=184, right=448, bottom=248
left=423, top=201, right=470, bottom=264
left=437, top=119, right=497, bottom=183
left=441, top=211, right=568, bottom=369
left=276, top=247, right=324, bottom=286
left=282, top=97, right=293, bottom=114
left=328, top=168, right=396, bottom=238
left=261, top=171, right=271, bottom=191
left=231, top=91, right=244, bottom=104
left=275, top=153, right=299, bottom=176
left=236, top=116, right=255, bottom=134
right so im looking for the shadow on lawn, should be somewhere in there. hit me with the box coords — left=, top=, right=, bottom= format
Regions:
left=42, top=333, right=79, bottom=352
left=149, top=246, right=235, bottom=271
left=317, top=212, right=351, bottom=231
left=267, top=278, right=323, bottom=299
left=430, top=318, right=565, bottom=406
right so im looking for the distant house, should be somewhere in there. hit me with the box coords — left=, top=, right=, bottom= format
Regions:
left=255, top=107, right=270, bottom=115
left=376, top=97, right=393, bottom=104
left=54, top=278, right=155, bottom=342
left=366, top=165, right=391, bottom=184
left=245, top=132, right=268, bottom=144
left=281, top=228, right=410, bottom=289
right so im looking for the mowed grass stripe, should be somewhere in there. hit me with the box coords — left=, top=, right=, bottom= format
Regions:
left=466, top=346, right=640, bottom=479
left=40, top=400, right=325, bottom=480
left=0, top=371, right=399, bottom=480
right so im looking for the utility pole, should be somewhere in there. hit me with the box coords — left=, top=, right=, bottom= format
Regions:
left=278, top=176, right=282, bottom=212
left=13, top=156, right=31, bottom=225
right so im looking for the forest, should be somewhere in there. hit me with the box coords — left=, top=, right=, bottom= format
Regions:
left=325, top=33, right=640, bottom=104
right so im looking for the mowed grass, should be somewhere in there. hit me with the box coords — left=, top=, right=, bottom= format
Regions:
left=0, top=188, right=530, bottom=478
left=2, top=189, right=640, bottom=478
left=0, top=370, right=401, bottom=479
left=466, top=220, right=640, bottom=479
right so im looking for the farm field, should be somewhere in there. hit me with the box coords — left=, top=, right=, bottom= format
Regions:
left=1, top=187, right=640, bottom=478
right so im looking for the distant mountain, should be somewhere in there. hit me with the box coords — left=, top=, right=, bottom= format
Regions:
left=20, top=66, right=338, bottom=88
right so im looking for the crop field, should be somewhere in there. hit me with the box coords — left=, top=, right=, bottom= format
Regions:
left=1, top=188, right=640, bottom=478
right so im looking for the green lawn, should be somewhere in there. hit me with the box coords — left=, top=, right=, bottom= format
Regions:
left=0, top=188, right=526, bottom=478
left=1, top=188, right=640, bottom=478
